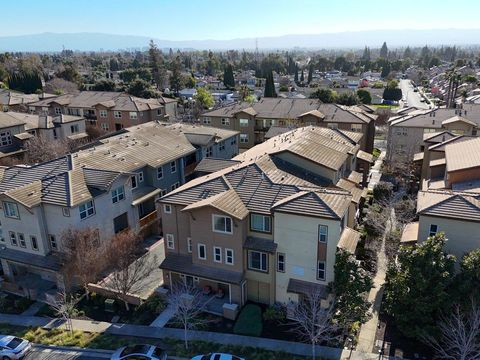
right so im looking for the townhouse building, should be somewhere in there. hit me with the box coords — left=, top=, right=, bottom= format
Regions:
left=200, top=98, right=376, bottom=154
left=0, top=112, right=87, bottom=159
left=28, top=91, right=177, bottom=132
left=159, top=126, right=368, bottom=315
left=386, top=104, right=480, bottom=161
left=0, top=122, right=238, bottom=300
left=0, top=89, right=55, bottom=112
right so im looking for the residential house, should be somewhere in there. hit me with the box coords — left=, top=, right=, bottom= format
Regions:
left=159, top=126, right=368, bottom=315
left=0, top=89, right=55, bottom=112
left=28, top=91, right=177, bottom=132
left=200, top=98, right=376, bottom=155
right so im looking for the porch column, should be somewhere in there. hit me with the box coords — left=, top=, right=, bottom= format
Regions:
left=0, top=259, right=13, bottom=281
left=228, top=284, right=232, bottom=304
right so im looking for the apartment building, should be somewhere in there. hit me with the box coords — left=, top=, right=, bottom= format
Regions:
left=0, top=112, right=87, bottom=159
left=28, top=91, right=177, bottom=132
left=0, top=122, right=238, bottom=300
left=0, top=89, right=55, bottom=112
left=200, top=98, right=376, bottom=154
left=403, top=136, right=480, bottom=260
left=386, top=104, right=480, bottom=161
left=159, top=126, right=368, bottom=314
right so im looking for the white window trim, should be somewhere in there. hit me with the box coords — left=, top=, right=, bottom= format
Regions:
left=277, top=252, right=285, bottom=273
left=18, top=233, right=26, bottom=248
left=114, top=111, right=122, bottom=119
left=317, top=261, right=326, bottom=281
left=157, top=166, right=164, bottom=179
left=3, top=201, right=19, bottom=219
left=225, top=248, right=234, bottom=265
left=212, top=214, right=233, bottom=234
left=429, top=224, right=438, bottom=237
left=79, top=200, right=95, bottom=220
left=49, top=234, right=57, bottom=250
left=250, top=213, right=271, bottom=233
left=138, top=171, right=144, bottom=183
left=99, top=110, right=107, bottom=118
left=248, top=250, right=268, bottom=272
left=30, top=235, right=39, bottom=251
left=213, top=246, right=222, bottom=263
left=111, top=186, right=125, bottom=204
left=198, top=243, right=207, bottom=260
left=187, top=237, right=192, bottom=253
left=131, top=175, right=138, bottom=189
left=170, top=161, right=176, bottom=173
left=166, top=234, right=175, bottom=249
left=318, top=225, right=328, bottom=243
left=170, top=182, right=180, bottom=191
left=9, top=231, right=17, bottom=246
left=163, top=204, right=172, bottom=214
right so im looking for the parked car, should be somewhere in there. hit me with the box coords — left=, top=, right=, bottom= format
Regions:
left=111, top=344, right=167, bottom=360
left=0, top=335, right=31, bottom=359
left=191, top=353, right=245, bottom=360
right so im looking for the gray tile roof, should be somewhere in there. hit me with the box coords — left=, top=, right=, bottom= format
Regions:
left=244, top=236, right=277, bottom=253
left=160, top=253, right=244, bottom=284
left=195, top=158, right=240, bottom=174
left=417, top=190, right=480, bottom=222
left=0, top=247, right=61, bottom=271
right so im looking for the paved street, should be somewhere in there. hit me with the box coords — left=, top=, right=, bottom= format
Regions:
left=399, top=79, right=429, bottom=109
left=25, top=345, right=112, bottom=359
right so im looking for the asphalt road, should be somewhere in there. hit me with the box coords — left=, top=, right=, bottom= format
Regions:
left=24, top=345, right=112, bottom=359
left=399, top=79, right=430, bottom=109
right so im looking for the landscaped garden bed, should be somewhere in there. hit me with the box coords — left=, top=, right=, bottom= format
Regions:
left=0, top=293, right=34, bottom=314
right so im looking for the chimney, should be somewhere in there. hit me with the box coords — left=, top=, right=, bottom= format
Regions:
left=38, top=112, right=48, bottom=129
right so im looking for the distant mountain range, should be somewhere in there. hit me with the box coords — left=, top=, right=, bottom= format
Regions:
left=1, top=29, right=480, bottom=52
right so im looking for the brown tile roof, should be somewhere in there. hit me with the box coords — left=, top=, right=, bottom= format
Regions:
left=195, top=158, right=240, bottom=174
left=356, top=150, right=375, bottom=163
left=446, top=137, right=480, bottom=172
left=347, top=171, right=363, bottom=184
left=401, top=222, right=419, bottom=243
left=337, top=227, right=361, bottom=253
left=182, top=189, right=249, bottom=220
left=336, top=178, right=364, bottom=204
left=166, top=123, right=239, bottom=144
left=417, top=190, right=480, bottom=221
left=442, top=115, right=477, bottom=127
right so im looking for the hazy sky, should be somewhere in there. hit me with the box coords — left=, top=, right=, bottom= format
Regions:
left=3, top=0, right=480, bottom=40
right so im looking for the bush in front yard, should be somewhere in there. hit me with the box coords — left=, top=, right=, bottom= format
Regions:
left=233, top=304, right=263, bottom=337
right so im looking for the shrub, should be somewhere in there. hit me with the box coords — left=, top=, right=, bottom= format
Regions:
left=233, top=304, right=263, bottom=336
left=372, top=148, right=381, bottom=158
left=263, top=304, right=286, bottom=322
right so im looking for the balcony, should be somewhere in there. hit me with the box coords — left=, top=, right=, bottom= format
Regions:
left=84, top=113, right=97, bottom=120
left=184, top=162, right=198, bottom=176
left=139, top=210, right=158, bottom=228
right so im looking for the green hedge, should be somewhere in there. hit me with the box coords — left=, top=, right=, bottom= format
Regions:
left=233, top=304, right=263, bottom=337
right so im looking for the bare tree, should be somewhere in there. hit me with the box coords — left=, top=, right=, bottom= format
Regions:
left=61, top=227, right=109, bottom=299
left=47, top=291, right=80, bottom=335
left=167, top=280, right=206, bottom=349
left=290, top=290, right=340, bottom=360
left=23, top=135, right=70, bottom=164
left=106, top=230, right=157, bottom=310
left=422, top=301, right=480, bottom=360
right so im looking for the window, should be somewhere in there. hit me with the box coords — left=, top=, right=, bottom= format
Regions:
left=3, top=202, right=19, bottom=219
left=214, top=246, right=222, bottom=263
left=248, top=251, right=268, bottom=272
left=170, top=161, right=176, bottom=173
left=206, top=147, right=213, bottom=157
left=99, top=110, right=107, bottom=118
left=170, top=182, right=180, bottom=191
left=277, top=253, right=285, bottom=272
left=114, top=111, right=122, bottom=118
left=317, top=261, right=326, bottom=280
left=166, top=234, right=175, bottom=249
left=164, top=204, right=172, bottom=214
left=111, top=186, right=125, bottom=203
left=0, top=131, right=12, bottom=146
left=250, top=213, right=271, bottom=233
left=62, top=207, right=70, bottom=217
left=198, top=244, right=206, bottom=260
left=100, top=123, right=109, bottom=131
left=351, top=124, right=362, bottom=133
left=30, top=236, right=38, bottom=251
left=156, top=109, right=162, bottom=116
left=230, top=137, right=237, bottom=145
left=49, top=235, right=57, bottom=250
left=129, top=112, right=138, bottom=120
left=225, top=248, right=234, bottom=265
left=131, top=175, right=138, bottom=189
left=327, top=123, right=338, bottom=130
left=429, top=224, right=438, bottom=237
left=203, top=117, right=211, bottom=124
left=187, top=237, right=192, bottom=253
left=240, top=134, right=248, bottom=143
left=239, top=118, right=249, bottom=127
left=219, top=141, right=225, bottom=151
left=9, top=231, right=17, bottom=246
left=54, top=107, right=62, bottom=115
left=213, top=215, right=232, bottom=234
left=138, top=171, right=144, bottom=183
left=157, top=166, right=163, bottom=179
left=70, top=124, right=79, bottom=133
left=79, top=200, right=95, bottom=220
left=221, top=118, right=230, bottom=125
left=160, top=189, right=167, bottom=197
left=318, top=225, right=328, bottom=243
left=18, top=233, right=26, bottom=248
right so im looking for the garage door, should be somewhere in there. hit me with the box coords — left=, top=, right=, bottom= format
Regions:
left=247, top=280, right=270, bottom=304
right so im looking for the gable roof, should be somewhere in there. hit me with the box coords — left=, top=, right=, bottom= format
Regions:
left=182, top=189, right=249, bottom=220
left=442, top=115, right=477, bottom=127
left=445, top=136, right=480, bottom=172
left=417, top=190, right=480, bottom=221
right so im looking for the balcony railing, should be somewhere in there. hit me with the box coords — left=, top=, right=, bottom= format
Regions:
left=139, top=210, right=158, bottom=228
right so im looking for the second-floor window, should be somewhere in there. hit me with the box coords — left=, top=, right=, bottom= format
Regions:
left=101, top=123, right=109, bottom=131
left=277, top=253, right=285, bottom=272
left=163, top=204, right=172, bottom=214
left=99, top=110, right=107, bottom=118
left=54, top=107, right=62, bottom=115
left=213, top=215, right=232, bottom=234
left=327, top=123, right=338, bottom=130
left=79, top=200, right=95, bottom=220
left=221, top=118, right=230, bottom=125
left=157, top=166, right=163, bottom=179
left=318, top=225, right=328, bottom=243
left=18, top=233, right=26, bottom=248
left=429, top=224, right=438, bottom=237
left=219, top=141, right=225, bottom=151
left=317, top=261, right=326, bottom=280
left=240, top=134, right=248, bottom=143
left=206, top=147, right=213, bottom=157
left=187, top=237, right=192, bottom=253
left=225, top=248, right=234, bottom=265
left=351, top=124, right=362, bottom=133
left=203, top=117, right=211, bottom=124
left=111, top=186, right=125, bottom=203
left=138, top=172, right=144, bottom=183
left=230, top=137, right=237, bottom=145
left=214, top=246, right=222, bottom=263
left=49, top=234, right=57, bottom=250
left=30, top=236, right=38, bottom=251
left=166, top=234, right=174, bottom=249
left=198, top=243, right=206, bottom=260
left=248, top=250, right=268, bottom=272
left=131, top=175, right=138, bottom=189
left=9, top=231, right=17, bottom=246
left=114, top=111, right=122, bottom=119
left=171, top=182, right=180, bottom=191
left=239, top=118, right=249, bottom=127
left=0, top=131, right=12, bottom=147
left=250, top=213, right=271, bottom=233
left=129, top=112, right=138, bottom=120
left=3, top=201, right=19, bottom=219
left=70, top=124, right=79, bottom=133
left=170, top=161, right=176, bottom=173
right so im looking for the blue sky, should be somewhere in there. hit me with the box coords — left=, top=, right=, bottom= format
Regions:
left=3, top=0, right=480, bottom=40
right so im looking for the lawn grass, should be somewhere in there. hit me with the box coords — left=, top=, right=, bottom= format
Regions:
left=233, top=304, right=263, bottom=337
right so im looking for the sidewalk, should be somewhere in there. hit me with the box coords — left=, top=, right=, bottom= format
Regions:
left=150, top=303, right=175, bottom=327
left=0, top=313, right=399, bottom=360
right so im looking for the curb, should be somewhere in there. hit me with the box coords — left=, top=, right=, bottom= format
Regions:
left=32, top=343, right=114, bottom=356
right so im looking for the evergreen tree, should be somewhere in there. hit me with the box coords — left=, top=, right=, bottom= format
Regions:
left=380, top=41, right=389, bottom=59
left=300, top=69, right=304, bottom=82
left=264, top=71, right=276, bottom=98
left=223, top=64, right=235, bottom=88
left=169, top=56, right=184, bottom=93
left=403, top=46, right=412, bottom=59
left=307, top=64, right=313, bottom=84
left=294, top=65, right=299, bottom=83
left=149, top=40, right=167, bottom=89
left=362, top=46, right=371, bottom=62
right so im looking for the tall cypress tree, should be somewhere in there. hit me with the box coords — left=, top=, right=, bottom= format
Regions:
left=264, top=71, right=276, bottom=98
left=223, top=64, right=235, bottom=88
left=307, top=64, right=313, bottom=84
left=300, top=69, right=304, bottom=82
left=294, top=65, right=299, bottom=83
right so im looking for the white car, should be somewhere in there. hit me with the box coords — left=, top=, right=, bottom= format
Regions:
left=111, top=344, right=167, bottom=360
left=191, top=353, right=245, bottom=360
left=0, top=336, right=31, bottom=360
